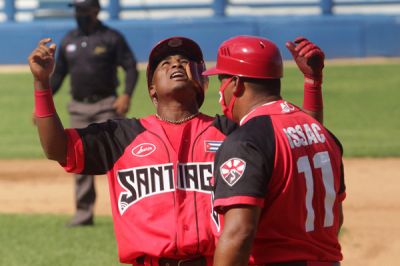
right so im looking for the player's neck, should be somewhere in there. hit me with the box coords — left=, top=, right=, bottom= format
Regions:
left=156, top=103, right=199, bottom=124
left=236, top=95, right=281, bottom=122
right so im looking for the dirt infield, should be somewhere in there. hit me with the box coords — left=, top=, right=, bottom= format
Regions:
left=0, top=158, right=399, bottom=265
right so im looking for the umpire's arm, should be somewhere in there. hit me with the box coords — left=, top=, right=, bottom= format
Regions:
left=28, top=38, right=67, bottom=165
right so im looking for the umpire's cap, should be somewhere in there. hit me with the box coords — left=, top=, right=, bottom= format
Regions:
left=69, top=0, right=100, bottom=10
left=146, top=36, right=206, bottom=107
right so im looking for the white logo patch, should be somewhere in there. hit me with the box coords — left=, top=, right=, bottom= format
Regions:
left=131, top=143, right=156, bottom=157
left=280, top=101, right=295, bottom=113
left=66, top=44, right=77, bottom=53
left=219, top=158, right=246, bottom=187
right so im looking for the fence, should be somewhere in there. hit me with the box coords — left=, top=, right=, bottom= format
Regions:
left=2, top=0, right=400, bottom=22
left=1, top=0, right=400, bottom=63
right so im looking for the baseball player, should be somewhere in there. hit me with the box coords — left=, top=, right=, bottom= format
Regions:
left=203, top=36, right=345, bottom=266
left=28, top=36, right=325, bottom=266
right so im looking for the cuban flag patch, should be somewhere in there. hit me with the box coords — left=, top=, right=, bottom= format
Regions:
left=205, top=141, right=223, bottom=153
left=219, top=158, right=246, bottom=187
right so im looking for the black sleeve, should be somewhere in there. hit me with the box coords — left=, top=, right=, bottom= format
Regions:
left=114, top=32, right=139, bottom=96
left=214, top=116, right=275, bottom=200
left=50, top=38, right=69, bottom=95
left=76, top=118, right=145, bottom=175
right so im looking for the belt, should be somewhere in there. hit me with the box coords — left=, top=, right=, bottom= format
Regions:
left=73, top=94, right=113, bottom=103
left=136, top=256, right=206, bottom=266
left=265, top=261, right=340, bottom=266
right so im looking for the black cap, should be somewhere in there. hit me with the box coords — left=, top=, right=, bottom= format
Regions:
left=69, top=0, right=100, bottom=10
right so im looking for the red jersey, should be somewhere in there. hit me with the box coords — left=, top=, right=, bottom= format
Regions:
left=62, top=114, right=236, bottom=264
left=213, top=100, right=345, bottom=264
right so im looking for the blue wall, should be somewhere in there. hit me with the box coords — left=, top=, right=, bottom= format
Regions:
left=1, top=15, right=400, bottom=64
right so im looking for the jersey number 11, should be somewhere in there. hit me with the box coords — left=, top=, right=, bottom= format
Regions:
left=297, top=151, right=336, bottom=232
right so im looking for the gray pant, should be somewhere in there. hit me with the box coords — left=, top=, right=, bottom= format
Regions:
left=67, top=96, right=121, bottom=224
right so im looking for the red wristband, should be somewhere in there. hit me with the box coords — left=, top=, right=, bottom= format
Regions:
left=34, top=89, right=56, bottom=117
left=303, top=78, right=323, bottom=112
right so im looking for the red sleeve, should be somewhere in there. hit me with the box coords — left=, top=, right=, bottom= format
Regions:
left=60, top=128, right=85, bottom=173
left=214, top=195, right=264, bottom=214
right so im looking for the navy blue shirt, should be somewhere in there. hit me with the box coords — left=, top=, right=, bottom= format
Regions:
left=51, top=22, right=138, bottom=100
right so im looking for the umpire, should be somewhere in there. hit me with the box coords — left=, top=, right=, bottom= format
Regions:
left=50, top=0, right=139, bottom=227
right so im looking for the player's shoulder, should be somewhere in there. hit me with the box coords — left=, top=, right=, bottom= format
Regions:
left=217, top=116, right=276, bottom=162
left=211, top=114, right=238, bottom=135
left=324, top=127, right=344, bottom=155
left=80, top=117, right=144, bottom=135
left=235, top=115, right=274, bottom=141
left=116, top=117, right=145, bottom=132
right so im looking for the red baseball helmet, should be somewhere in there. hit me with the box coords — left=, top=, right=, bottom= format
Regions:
left=146, top=36, right=206, bottom=107
left=203, top=35, right=283, bottom=79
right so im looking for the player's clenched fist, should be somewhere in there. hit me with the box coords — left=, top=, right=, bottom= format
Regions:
left=286, top=37, right=324, bottom=83
left=28, top=38, right=56, bottom=85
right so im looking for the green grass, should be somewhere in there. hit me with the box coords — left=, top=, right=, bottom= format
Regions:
left=280, top=63, right=400, bottom=157
left=0, top=63, right=399, bottom=158
left=0, top=213, right=123, bottom=266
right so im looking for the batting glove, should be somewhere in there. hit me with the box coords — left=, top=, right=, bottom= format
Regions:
left=286, top=37, right=325, bottom=84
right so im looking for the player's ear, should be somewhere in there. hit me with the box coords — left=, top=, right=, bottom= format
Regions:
left=232, top=76, right=244, bottom=96
left=149, top=85, right=158, bottom=107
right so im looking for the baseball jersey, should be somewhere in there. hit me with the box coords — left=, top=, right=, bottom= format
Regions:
left=61, top=113, right=236, bottom=264
left=213, top=100, right=345, bottom=264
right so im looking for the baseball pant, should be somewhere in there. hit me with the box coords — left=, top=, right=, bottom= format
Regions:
left=67, top=96, right=121, bottom=225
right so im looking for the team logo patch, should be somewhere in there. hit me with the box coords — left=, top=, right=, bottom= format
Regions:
left=66, top=44, right=77, bottom=53
left=280, top=101, right=295, bottom=113
left=168, top=38, right=183, bottom=48
left=94, top=45, right=107, bottom=55
left=205, top=140, right=223, bottom=153
left=219, top=158, right=246, bottom=187
left=131, top=143, right=156, bottom=157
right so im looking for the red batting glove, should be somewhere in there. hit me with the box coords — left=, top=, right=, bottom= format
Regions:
left=286, top=36, right=325, bottom=84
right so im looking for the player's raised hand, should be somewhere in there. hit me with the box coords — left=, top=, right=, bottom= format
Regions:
left=28, top=38, right=56, bottom=84
left=286, top=37, right=324, bottom=82
left=186, top=61, right=208, bottom=91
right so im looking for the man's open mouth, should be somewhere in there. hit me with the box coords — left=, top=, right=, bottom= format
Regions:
left=170, top=70, right=186, bottom=79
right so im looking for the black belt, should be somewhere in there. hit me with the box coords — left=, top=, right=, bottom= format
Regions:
left=136, top=256, right=206, bottom=266
left=73, top=94, right=113, bottom=103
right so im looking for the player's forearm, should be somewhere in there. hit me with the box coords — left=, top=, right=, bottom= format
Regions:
left=302, top=78, right=323, bottom=124
left=304, top=110, right=323, bottom=124
left=36, top=115, right=67, bottom=164
left=214, top=207, right=259, bottom=266
left=34, top=80, right=67, bottom=164
left=214, top=232, right=252, bottom=266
